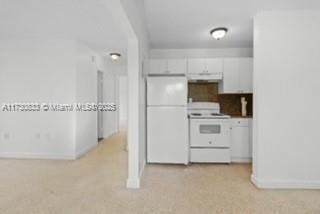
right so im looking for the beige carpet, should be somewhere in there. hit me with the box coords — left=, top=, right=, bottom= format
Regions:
left=0, top=132, right=319, bottom=214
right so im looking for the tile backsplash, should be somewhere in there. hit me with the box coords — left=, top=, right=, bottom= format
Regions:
left=188, top=82, right=253, bottom=116
left=188, top=83, right=219, bottom=102
left=218, top=94, right=252, bottom=116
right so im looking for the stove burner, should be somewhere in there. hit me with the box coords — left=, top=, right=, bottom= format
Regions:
left=191, top=113, right=202, bottom=116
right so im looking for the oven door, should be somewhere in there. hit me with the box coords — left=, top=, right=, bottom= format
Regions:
left=190, top=119, right=231, bottom=148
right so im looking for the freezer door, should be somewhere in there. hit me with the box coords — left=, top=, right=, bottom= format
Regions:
left=147, top=107, right=188, bottom=164
left=147, top=76, right=187, bottom=106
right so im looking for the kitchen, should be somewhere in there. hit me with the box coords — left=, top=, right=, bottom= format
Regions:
left=1, top=0, right=320, bottom=213
left=147, top=56, right=253, bottom=165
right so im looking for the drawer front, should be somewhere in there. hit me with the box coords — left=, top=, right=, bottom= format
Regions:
left=190, top=148, right=231, bottom=163
left=231, top=118, right=250, bottom=127
left=190, top=119, right=231, bottom=148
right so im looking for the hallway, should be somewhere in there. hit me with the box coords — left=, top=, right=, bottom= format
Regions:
left=1, top=132, right=319, bottom=214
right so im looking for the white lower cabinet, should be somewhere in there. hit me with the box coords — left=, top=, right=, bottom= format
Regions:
left=230, top=118, right=252, bottom=163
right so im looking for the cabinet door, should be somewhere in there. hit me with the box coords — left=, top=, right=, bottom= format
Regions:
left=206, top=58, right=223, bottom=74
left=238, top=58, right=253, bottom=93
left=248, top=119, right=253, bottom=159
left=167, top=59, right=187, bottom=74
left=149, top=59, right=167, bottom=74
left=231, top=126, right=250, bottom=159
left=221, top=58, right=239, bottom=93
left=187, top=58, right=206, bottom=74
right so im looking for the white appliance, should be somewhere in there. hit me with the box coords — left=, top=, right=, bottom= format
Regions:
left=188, top=102, right=231, bottom=163
left=147, top=76, right=188, bottom=164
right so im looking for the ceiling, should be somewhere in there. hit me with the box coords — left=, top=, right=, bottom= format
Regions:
left=143, top=0, right=320, bottom=49
left=0, top=0, right=128, bottom=56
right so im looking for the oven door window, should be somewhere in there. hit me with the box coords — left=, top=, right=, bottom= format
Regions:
left=199, top=124, right=221, bottom=134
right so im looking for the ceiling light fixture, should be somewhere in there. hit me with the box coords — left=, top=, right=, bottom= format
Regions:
left=110, top=53, right=121, bottom=60
left=210, top=27, right=228, bottom=40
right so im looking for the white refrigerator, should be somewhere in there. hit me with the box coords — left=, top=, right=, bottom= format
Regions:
left=147, top=76, right=188, bottom=164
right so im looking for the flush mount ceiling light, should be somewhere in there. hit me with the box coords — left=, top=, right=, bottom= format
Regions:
left=109, top=53, right=121, bottom=60
left=210, top=27, right=228, bottom=40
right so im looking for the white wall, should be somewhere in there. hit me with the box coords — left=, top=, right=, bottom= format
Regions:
left=0, top=39, right=76, bottom=159
left=120, top=0, right=150, bottom=188
left=150, top=48, right=253, bottom=58
left=118, top=76, right=128, bottom=129
left=74, top=43, right=98, bottom=158
left=0, top=39, right=116, bottom=159
left=252, top=11, right=320, bottom=189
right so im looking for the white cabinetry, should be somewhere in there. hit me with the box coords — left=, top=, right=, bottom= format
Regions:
left=230, top=118, right=252, bottom=163
left=149, top=59, right=187, bottom=75
left=219, top=58, right=253, bottom=93
left=238, top=58, right=253, bottom=93
left=221, top=58, right=239, bottom=93
left=187, top=58, right=223, bottom=74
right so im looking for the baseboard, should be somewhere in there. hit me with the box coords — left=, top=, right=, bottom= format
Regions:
left=251, top=174, right=320, bottom=189
left=103, top=130, right=117, bottom=139
left=0, top=152, right=74, bottom=160
left=75, top=143, right=97, bottom=159
left=126, top=160, right=146, bottom=189
left=231, top=157, right=252, bottom=163
left=126, top=177, right=140, bottom=189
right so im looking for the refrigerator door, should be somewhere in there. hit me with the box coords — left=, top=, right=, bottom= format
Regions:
left=147, top=76, right=187, bottom=106
left=147, top=107, right=188, bottom=164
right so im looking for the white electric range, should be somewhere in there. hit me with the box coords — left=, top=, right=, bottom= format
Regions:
left=188, top=102, right=231, bottom=163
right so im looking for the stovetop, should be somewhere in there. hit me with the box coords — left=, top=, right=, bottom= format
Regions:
left=188, top=112, right=231, bottom=119
left=187, top=102, right=230, bottom=119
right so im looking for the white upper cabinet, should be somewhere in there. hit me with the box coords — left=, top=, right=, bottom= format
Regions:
left=219, top=57, right=253, bottom=94
left=187, top=59, right=205, bottom=74
left=206, top=58, right=223, bottom=74
left=149, top=59, right=167, bottom=74
left=167, top=59, right=187, bottom=74
left=221, top=58, right=239, bottom=93
left=187, top=58, right=223, bottom=74
left=238, top=58, right=253, bottom=93
left=149, top=59, right=187, bottom=75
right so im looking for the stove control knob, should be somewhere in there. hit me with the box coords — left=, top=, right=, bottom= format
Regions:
left=209, top=141, right=212, bottom=144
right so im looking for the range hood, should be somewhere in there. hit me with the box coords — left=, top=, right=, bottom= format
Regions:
left=187, top=72, right=223, bottom=82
